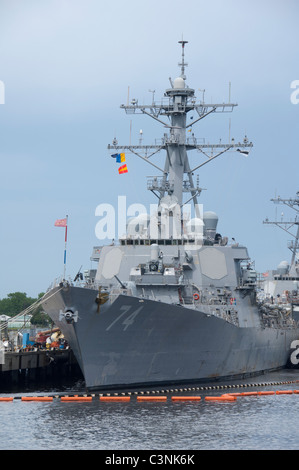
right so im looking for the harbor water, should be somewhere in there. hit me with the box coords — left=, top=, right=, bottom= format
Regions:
left=1, top=369, right=299, bottom=451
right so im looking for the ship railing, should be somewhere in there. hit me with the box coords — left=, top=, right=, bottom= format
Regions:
left=48, top=277, right=104, bottom=292
left=181, top=295, right=239, bottom=325
left=237, top=277, right=257, bottom=289
left=146, top=176, right=173, bottom=192
left=181, top=296, right=232, bottom=306
left=147, top=176, right=200, bottom=193
left=47, top=276, right=65, bottom=290
left=48, top=275, right=91, bottom=291
left=192, top=296, right=236, bottom=307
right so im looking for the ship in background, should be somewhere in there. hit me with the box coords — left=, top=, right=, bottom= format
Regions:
left=260, top=192, right=299, bottom=321
left=42, top=41, right=299, bottom=391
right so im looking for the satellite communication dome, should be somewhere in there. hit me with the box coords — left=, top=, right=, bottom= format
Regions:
left=173, top=77, right=185, bottom=89
left=203, top=211, right=218, bottom=231
left=277, top=261, right=289, bottom=275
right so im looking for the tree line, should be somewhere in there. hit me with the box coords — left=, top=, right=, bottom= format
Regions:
left=0, top=292, right=50, bottom=326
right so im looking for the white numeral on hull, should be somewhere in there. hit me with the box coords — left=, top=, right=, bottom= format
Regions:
left=106, top=305, right=143, bottom=331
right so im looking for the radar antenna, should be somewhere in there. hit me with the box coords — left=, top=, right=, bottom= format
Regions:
left=178, top=39, right=188, bottom=79
left=108, top=40, right=253, bottom=227
left=263, top=192, right=299, bottom=269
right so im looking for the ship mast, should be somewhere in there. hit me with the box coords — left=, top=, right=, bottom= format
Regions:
left=263, top=192, right=299, bottom=274
left=108, top=41, right=253, bottom=234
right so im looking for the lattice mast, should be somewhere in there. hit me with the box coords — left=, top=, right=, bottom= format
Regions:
left=264, top=192, right=299, bottom=269
left=108, top=40, right=252, bottom=222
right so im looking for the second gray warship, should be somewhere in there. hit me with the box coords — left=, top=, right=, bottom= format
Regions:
left=261, top=192, right=299, bottom=320
left=42, top=41, right=299, bottom=391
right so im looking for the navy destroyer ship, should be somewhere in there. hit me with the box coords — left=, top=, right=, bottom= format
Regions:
left=260, top=192, right=299, bottom=320
left=42, top=41, right=299, bottom=391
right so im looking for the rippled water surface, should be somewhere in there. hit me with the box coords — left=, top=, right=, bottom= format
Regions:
left=1, top=370, right=299, bottom=450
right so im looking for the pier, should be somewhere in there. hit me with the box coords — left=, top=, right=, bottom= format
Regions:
left=0, top=347, right=82, bottom=386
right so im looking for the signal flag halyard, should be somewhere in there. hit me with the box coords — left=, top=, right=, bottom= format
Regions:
left=118, top=164, right=128, bottom=174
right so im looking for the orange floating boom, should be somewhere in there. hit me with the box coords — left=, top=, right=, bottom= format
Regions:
left=171, top=396, right=201, bottom=401
left=137, top=396, right=167, bottom=401
left=205, top=396, right=236, bottom=402
left=60, top=396, right=92, bottom=402
left=100, top=396, right=130, bottom=402
left=21, top=396, right=53, bottom=402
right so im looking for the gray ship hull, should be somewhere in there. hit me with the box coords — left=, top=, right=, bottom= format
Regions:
left=43, top=285, right=299, bottom=391
left=43, top=44, right=299, bottom=392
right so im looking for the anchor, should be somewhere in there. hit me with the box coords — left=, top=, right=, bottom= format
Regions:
left=95, top=287, right=109, bottom=312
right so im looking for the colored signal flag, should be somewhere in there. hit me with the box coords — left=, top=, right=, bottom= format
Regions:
left=117, top=153, right=126, bottom=163
left=111, top=153, right=126, bottom=162
left=54, top=218, right=67, bottom=227
left=118, top=164, right=128, bottom=174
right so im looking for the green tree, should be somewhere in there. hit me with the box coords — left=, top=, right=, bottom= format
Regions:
left=30, top=292, right=51, bottom=326
left=0, top=292, right=51, bottom=327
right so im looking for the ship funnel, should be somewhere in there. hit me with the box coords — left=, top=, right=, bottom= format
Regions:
left=203, top=211, right=218, bottom=240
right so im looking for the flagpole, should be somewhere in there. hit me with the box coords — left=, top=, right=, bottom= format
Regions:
left=63, top=215, right=68, bottom=280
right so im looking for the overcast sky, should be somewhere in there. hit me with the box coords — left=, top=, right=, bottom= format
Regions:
left=0, top=0, right=298, bottom=299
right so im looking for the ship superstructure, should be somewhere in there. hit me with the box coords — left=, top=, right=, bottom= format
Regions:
left=260, top=192, right=299, bottom=317
left=42, top=42, right=299, bottom=391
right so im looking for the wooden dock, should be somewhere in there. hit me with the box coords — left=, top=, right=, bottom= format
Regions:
left=0, top=347, right=82, bottom=386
